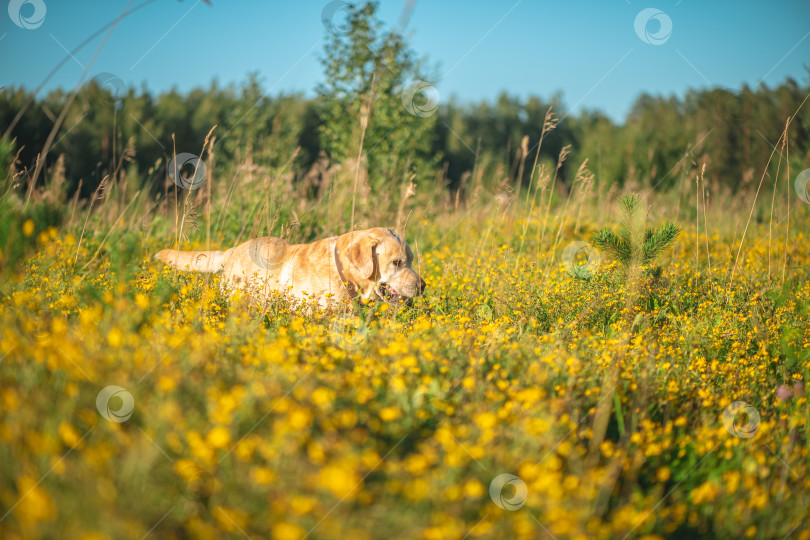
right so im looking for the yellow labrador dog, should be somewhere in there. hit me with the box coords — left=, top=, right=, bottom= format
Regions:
left=155, top=228, right=425, bottom=308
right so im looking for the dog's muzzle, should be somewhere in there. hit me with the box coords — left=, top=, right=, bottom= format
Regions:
left=376, top=277, right=426, bottom=303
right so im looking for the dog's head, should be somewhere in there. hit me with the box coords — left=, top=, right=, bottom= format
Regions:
left=341, top=228, right=426, bottom=303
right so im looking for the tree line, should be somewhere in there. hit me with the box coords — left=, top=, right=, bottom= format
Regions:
left=2, top=2, right=808, bottom=204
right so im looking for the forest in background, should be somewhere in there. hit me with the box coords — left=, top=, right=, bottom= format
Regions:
left=2, top=72, right=808, bottom=202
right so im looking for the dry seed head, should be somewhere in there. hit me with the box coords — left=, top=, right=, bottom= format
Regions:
left=184, top=201, right=199, bottom=231
left=557, top=145, right=572, bottom=170
left=542, top=107, right=558, bottom=134
left=574, top=159, right=595, bottom=186
left=360, top=102, right=369, bottom=130
left=537, top=164, right=550, bottom=190
left=495, top=190, right=513, bottom=213
left=92, top=175, right=110, bottom=203
left=403, top=181, right=416, bottom=200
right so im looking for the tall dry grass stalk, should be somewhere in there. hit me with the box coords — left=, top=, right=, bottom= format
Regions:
left=545, top=159, right=593, bottom=278
left=80, top=190, right=142, bottom=271
left=728, top=132, right=783, bottom=297
left=729, top=91, right=809, bottom=296
left=525, top=107, right=557, bottom=207
left=1, top=146, right=24, bottom=207
left=511, top=108, right=557, bottom=273
left=556, top=199, right=652, bottom=467
left=74, top=175, right=109, bottom=265
left=206, top=135, right=216, bottom=250
left=106, top=137, right=135, bottom=220
left=699, top=165, right=713, bottom=291
left=587, top=239, right=648, bottom=467
left=695, top=170, right=700, bottom=280
left=67, top=179, right=83, bottom=230
left=515, top=134, right=529, bottom=193
left=215, top=157, right=245, bottom=239
left=248, top=146, right=300, bottom=243
left=396, top=178, right=416, bottom=232
left=573, top=164, right=595, bottom=235
left=782, top=120, right=791, bottom=286
left=24, top=0, right=133, bottom=207
left=767, top=119, right=789, bottom=282
left=538, top=144, right=571, bottom=247
left=453, top=171, right=469, bottom=212
left=350, top=73, right=376, bottom=231
left=172, top=134, right=179, bottom=248
left=176, top=125, right=216, bottom=249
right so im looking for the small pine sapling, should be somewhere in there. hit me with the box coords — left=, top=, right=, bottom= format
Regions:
left=591, top=193, right=680, bottom=278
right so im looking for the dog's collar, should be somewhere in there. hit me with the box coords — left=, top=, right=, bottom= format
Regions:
left=332, top=237, right=357, bottom=300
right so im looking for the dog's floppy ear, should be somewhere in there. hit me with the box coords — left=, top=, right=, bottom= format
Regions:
left=347, top=231, right=380, bottom=280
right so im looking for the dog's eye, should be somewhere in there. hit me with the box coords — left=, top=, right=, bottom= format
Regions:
left=393, top=259, right=404, bottom=267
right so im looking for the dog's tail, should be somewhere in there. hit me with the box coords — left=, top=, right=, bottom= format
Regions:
left=154, top=249, right=228, bottom=273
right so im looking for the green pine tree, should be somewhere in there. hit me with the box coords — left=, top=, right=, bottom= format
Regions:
left=591, top=193, right=680, bottom=278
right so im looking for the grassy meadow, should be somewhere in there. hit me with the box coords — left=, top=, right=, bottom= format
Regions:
left=2, top=133, right=810, bottom=540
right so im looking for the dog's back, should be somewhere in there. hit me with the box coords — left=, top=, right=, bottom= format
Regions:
left=154, top=248, right=230, bottom=273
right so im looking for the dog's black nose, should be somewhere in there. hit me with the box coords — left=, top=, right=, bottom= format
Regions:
left=419, top=278, right=426, bottom=293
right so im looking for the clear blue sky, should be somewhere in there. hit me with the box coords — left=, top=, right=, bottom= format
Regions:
left=2, top=0, right=809, bottom=122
